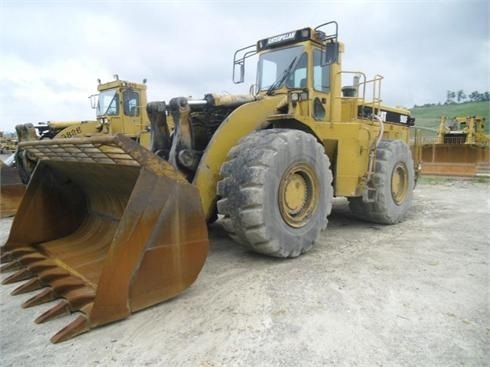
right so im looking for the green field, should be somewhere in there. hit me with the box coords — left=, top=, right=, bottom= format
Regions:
left=410, top=101, right=490, bottom=134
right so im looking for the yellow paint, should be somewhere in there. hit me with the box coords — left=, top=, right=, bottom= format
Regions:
left=52, top=79, right=150, bottom=141
left=193, top=28, right=413, bottom=218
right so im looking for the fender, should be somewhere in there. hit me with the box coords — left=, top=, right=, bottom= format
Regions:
left=54, top=121, right=100, bottom=139
left=193, top=95, right=285, bottom=219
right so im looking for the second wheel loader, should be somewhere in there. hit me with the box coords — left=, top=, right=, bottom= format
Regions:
left=1, top=21, right=416, bottom=343
left=0, top=77, right=152, bottom=218
left=14, top=76, right=152, bottom=184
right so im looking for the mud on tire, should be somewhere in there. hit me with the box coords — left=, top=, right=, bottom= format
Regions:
left=217, top=129, right=333, bottom=258
left=349, top=139, right=414, bottom=224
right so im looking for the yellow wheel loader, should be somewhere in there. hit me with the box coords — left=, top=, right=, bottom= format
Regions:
left=14, top=76, right=152, bottom=184
left=419, top=116, right=490, bottom=176
left=1, top=22, right=416, bottom=343
left=0, top=77, right=151, bottom=217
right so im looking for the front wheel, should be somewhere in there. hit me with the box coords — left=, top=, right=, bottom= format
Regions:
left=217, top=129, right=333, bottom=258
left=349, top=140, right=414, bottom=224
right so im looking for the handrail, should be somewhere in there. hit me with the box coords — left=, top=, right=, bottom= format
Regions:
left=232, top=44, right=257, bottom=84
left=336, top=71, right=384, bottom=121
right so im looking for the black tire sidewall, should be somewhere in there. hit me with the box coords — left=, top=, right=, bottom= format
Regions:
left=254, top=131, right=331, bottom=254
left=374, top=140, right=414, bottom=223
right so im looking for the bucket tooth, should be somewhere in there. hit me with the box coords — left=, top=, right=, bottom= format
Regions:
left=63, top=288, right=95, bottom=309
left=50, top=277, right=86, bottom=294
left=0, top=248, right=34, bottom=264
left=37, top=268, right=71, bottom=283
left=7, top=263, right=75, bottom=296
left=0, top=261, right=24, bottom=273
left=11, top=278, right=44, bottom=295
left=17, top=253, right=46, bottom=264
left=22, top=288, right=55, bottom=308
left=28, top=262, right=57, bottom=273
left=0, top=252, right=10, bottom=264
left=50, top=314, right=90, bottom=344
left=1, top=268, right=34, bottom=285
left=0, top=257, right=52, bottom=274
left=0, top=254, right=48, bottom=273
left=35, top=300, right=71, bottom=324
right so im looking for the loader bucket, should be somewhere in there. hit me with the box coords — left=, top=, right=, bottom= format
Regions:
left=0, top=160, right=26, bottom=218
left=0, top=134, right=208, bottom=343
left=420, top=143, right=490, bottom=176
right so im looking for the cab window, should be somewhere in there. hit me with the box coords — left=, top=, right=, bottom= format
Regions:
left=123, top=89, right=139, bottom=117
left=313, top=49, right=330, bottom=92
left=97, top=89, right=119, bottom=116
left=286, top=53, right=307, bottom=89
left=256, top=45, right=304, bottom=90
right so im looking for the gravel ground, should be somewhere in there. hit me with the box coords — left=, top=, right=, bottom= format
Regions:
left=0, top=179, right=488, bottom=367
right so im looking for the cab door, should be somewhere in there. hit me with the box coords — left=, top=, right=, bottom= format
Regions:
left=309, top=48, right=331, bottom=122
left=121, top=88, right=142, bottom=137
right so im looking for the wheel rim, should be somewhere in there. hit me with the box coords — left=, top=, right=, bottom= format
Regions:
left=278, top=163, right=319, bottom=228
left=391, top=162, right=409, bottom=205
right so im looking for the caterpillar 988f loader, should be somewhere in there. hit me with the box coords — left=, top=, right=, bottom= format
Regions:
left=1, top=22, right=416, bottom=343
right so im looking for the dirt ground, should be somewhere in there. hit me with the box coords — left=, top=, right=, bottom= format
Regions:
left=0, top=179, right=488, bottom=367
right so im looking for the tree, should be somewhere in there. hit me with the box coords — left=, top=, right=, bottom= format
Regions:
left=469, top=91, right=480, bottom=102
left=446, top=90, right=456, bottom=104
left=456, top=90, right=466, bottom=103
left=468, top=91, right=490, bottom=102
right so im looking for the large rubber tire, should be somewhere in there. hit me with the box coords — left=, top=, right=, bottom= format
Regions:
left=217, top=129, right=333, bottom=258
left=349, top=140, right=414, bottom=224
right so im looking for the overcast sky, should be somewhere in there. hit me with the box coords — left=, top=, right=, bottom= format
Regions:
left=0, top=0, right=488, bottom=132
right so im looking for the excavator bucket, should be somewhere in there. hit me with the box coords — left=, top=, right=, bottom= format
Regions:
left=420, top=143, right=490, bottom=176
left=0, top=160, right=26, bottom=218
left=0, top=134, right=208, bottom=343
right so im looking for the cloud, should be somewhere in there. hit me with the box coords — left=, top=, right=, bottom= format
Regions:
left=0, top=0, right=488, bottom=131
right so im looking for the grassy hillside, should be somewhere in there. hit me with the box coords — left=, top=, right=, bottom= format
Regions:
left=410, top=101, right=490, bottom=134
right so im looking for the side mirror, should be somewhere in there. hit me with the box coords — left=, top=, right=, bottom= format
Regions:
left=324, top=42, right=339, bottom=65
left=232, top=44, right=257, bottom=84
left=89, top=94, right=98, bottom=109
left=233, top=63, right=245, bottom=84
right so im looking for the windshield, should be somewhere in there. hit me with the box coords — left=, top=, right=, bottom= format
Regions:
left=257, top=46, right=306, bottom=91
left=96, top=89, right=119, bottom=117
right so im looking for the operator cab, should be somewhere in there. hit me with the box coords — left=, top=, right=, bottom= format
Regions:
left=233, top=22, right=413, bottom=126
left=92, top=77, right=144, bottom=119
left=233, top=22, right=341, bottom=122
left=255, top=27, right=333, bottom=96
left=89, top=76, right=149, bottom=138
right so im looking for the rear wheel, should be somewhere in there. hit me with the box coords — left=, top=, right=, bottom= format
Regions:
left=349, top=140, right=414, bottom=224
left=217, top=129, right=333, bottom=258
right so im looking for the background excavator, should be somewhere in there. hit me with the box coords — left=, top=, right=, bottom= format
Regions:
left=0, top=77, right=151, bottom=217
left=1, top=21, right=417, bottom=343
